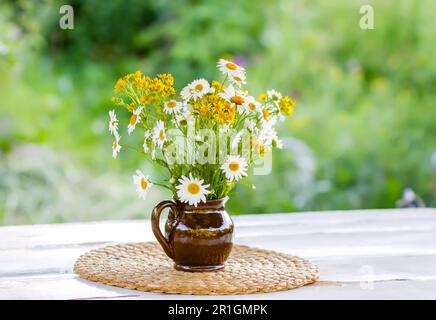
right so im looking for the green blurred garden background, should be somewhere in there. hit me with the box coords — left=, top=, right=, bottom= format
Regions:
left=0, top=0, right=435, bottom=225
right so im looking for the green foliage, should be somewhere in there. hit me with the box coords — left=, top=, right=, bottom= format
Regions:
left=0, top=0, right=435, bottom=223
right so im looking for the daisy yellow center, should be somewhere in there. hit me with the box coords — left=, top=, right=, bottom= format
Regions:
left=226, top=62, right=238, bottom=70
left=229, top=162, right=240, bottom=172
left=195, top=84, right=204, bottom=91
left=140, top=177, right=148, bottom=190
left=249, top=103, right=256, bottom=110
left=187, top=183, right=200, bottom=194
left=259, top=145, right=266, bottom=157
left=233, top=76, right=242, bottom=82
left=231, top=96, right=244, bottom=105
left=262, top=108, right=270, bottom=120
left=167, top=101, right=177, bottom=108
left=159, top=130, right=165, bottom=141
left=130, top=114, right=137, bottom=125
left=113, top=140, right=118, bottom=148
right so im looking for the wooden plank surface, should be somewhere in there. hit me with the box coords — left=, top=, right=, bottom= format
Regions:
left=0, top=208, right=435, bottom=299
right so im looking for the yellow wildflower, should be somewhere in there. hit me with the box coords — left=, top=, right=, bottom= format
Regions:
left=114, top=78, right=126, bottom=93
left=211, top=80, right=223, bottom=92
left=140, top=94, right=149, bottom=105
left=259, top=93, right=267, bottom=102
left=262, top=108, right=270, bottom=121
left=158, top=74, right=174, bottom=86
left=278, top=96, right=296, bottom=116
left=215, top=101, right=236, bottom=124
left=111, top=97, right=123, bottom=105
left=200, top=104, right=211, bottom=117
left=133, top=70, right=142, bottom=80
left=258, top=144, right=267, bottom=157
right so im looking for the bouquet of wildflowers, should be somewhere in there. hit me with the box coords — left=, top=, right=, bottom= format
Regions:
left=109, top=59, right=296, bottom=206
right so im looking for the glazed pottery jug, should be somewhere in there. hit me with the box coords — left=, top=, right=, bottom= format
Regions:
left=151, top=197, right=234, bottom=272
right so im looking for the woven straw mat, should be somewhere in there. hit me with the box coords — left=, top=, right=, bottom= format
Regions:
left=74, top=242, right=320, bottom=295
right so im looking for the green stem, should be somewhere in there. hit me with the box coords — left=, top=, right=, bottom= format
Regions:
left=150, top=180, right=174, bottom=191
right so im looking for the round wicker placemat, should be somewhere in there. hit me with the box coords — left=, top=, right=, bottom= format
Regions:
left=74, top=242, right=319, bottom=295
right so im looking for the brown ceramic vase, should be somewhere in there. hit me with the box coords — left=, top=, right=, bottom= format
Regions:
left=151, top=197, right=234, bottom=272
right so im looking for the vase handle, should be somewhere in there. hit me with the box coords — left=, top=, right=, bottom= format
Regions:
left=151, top=200, right=178, bottom=260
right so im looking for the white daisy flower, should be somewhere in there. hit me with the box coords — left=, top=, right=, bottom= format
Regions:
left=243, top=96, right=261, bottom=113
left=143, top=130, right=151, bottom=153
left=228, top=72, right=246, bottom=87
left=108, top=109, right=119, bottom=135
left=219, top=85, right=248, bottom=108
left=112, top=133, right=122, bottom=159
left=163, top=100, right=183, bottom=115
left=259, top=106, right=272, bottom=124
left=267, top=89, right=282, bottom=103
left=181, top=79, right=211, bottom=101
left=251, top=128, right=272, bottom=157
left=153, top=120, right=166, bottom=149
left=258, top=106, right=278, bottom=125
left=127, top=106, right=143, bottom=135
left=180, top=85, right=192, bottom=101
left=244, top=119, right=257, bottom=131
left=221, top=155, right=248, bottom=182
left=183, top=101, right=194, bottom=112
left=217, top=59, right=246, bottom=78
left=253, top=123, right=281, bottom=155
left=175, top=109, right=194, bottom=126
left=176, top=173, right=210, bottom=207
left=132, top=170, right=153, bottom=200
left=259, top=124, right=279, bottom=147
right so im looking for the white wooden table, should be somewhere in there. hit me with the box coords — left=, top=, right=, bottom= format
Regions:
left=1, top=208, right=435, bottom=300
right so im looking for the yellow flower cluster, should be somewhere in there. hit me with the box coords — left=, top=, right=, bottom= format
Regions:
left=191, top=88, right=236, bottom=125
left=278, top=96, right=297, bottom=116
left=113, top=71, right=175, bottom=111
left=215, top=101, right=236, bottom=124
